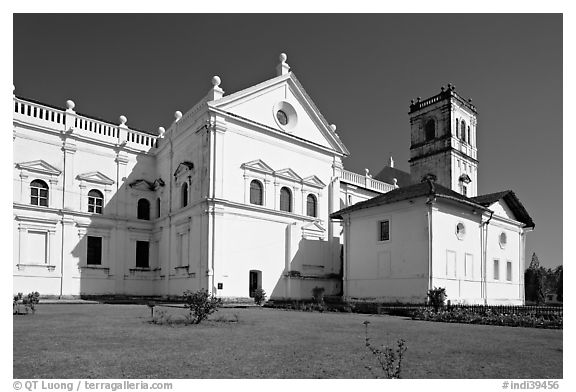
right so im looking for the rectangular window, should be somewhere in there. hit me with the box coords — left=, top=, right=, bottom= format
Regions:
left=87, top=236, right=102, bottom=265
left=378, top=220, right=390, bottom=241
left=136, top=241, right=149, bottom=268
left=506, top=261, right=512, bottom=281
left=493, top=259, right=500, bottom=280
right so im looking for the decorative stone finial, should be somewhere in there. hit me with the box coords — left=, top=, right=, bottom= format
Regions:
left=440, top=86, right=445, bottom=92
left=365, top=168, right=371, bottom=178
left=158, top=127, right=166, bottom=138
left=393, top=178, right=399, bottom=188
left=119, top=115, right=128, bottom=127
left=276, top=52, right=290, bottom=76
left=389, top=156, right=395, bottom=168
left=66, top=100, right=76, bottom=112
left=417, top=97, right=421, bottom=102
left=212, top=75, right=221, bottom=88
left=174, top=111, right=182, bottom=122
left=330, top=124, right=337, bottom=132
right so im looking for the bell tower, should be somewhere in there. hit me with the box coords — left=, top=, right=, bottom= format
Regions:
left=408, top=84, right=478, bottom=197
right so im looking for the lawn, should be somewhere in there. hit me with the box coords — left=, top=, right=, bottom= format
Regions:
left=13, top=304, right=562, bottom=379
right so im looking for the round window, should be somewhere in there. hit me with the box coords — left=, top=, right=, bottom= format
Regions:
left=272, top=101, right=298, bottom=131
left=276, top=110, right=288, bottom=125
left=499, top=232, right=507, bottom=248
left=456, top=223, right=465, bottom=240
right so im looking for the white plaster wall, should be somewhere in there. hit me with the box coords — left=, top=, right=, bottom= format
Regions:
left=431, top=202, right=483, bottom=304
left=345, top=200, right=429, bottom=302
left=485, top=217, right=523, bottom=304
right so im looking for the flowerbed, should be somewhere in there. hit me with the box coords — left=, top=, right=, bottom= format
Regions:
left=410, top=307, right=562, bottom=329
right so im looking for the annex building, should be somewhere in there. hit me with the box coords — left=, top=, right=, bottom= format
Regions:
left=13, top=54, right=533, bottom=304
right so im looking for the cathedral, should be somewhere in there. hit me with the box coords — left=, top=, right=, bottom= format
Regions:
left=13, top=53, right=533, bottom=304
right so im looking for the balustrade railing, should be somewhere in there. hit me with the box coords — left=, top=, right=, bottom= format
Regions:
left=340, top=170, right=396, bottom=194
left=14, top=96, right=158, bottom=149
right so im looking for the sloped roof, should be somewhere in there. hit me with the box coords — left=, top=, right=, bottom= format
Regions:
left=331, top=182, right=535, bottom=229
left=373, top=166, right=413, bottom=187
left=331, top=181, right=487, bottom=219
left=471, top=190, right=535, bottom=228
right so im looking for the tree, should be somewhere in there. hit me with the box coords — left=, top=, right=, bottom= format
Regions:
left=524, top=253, right=545, bottom=304
left=554, top=265, right=563, bottom=301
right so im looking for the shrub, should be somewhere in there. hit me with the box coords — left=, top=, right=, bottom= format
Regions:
left=410, top=307, right=562, bottom=329
left=427, top=287, right=446, bottom=311
left=13, top=292, right=40, bottom=315
left=254, top=288, right=266, bottom=305
left=183, top=289, right=222, bottom=324
left=363, top=321, right=407, bottom=379
left=312, top=286, right=325, bottom=304
left=150, top=309, right=173, bottom=326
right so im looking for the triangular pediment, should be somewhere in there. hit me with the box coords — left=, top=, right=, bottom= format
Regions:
left=129, top=179, right=154, bottom=190
left=174, top=161, right=194, bottom=177
left=210, top=73, right=349, bottom=156
left=459, top=174, right=472, bottom=184
left=77, top=171, right=115, bottom=185
left=16, top=160, right=61, bottom=176
left=303, top=175, right=326, bottom=189
left=274, top=168, right=302, bottom=182
left=241, top=159, right=274, bottom=174
left=301, top=221, right=326, bottom=239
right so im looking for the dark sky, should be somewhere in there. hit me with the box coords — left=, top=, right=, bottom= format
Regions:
left=13, top=14, right=562, bottom=268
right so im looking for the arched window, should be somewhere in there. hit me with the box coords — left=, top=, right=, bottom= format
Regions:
left=88, top=189, right=104, bottom=214
left=30, top=179, right=49, bottom=207
left=181, top=183, right=188, bottom=208
left=425, top=119, right=435, bottom=141
left=455, top=118, right=459, bottom=138
left=137, top=198, right=150, bottom=220
left=460, top=120, right=466, bottom=142
left=156, top=197, right=161, bottom=218
left=280, top=187, right=292, bottom=212
left=306, top=194, right=317, bottom=217
left=250, top=180, right=263, bottom=205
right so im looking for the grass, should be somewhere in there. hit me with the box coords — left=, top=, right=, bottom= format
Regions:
left=13, top=304, right=562, bottom=379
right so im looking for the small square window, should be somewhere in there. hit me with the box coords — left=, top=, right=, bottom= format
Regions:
left=378, top=220, right=390, bottom=242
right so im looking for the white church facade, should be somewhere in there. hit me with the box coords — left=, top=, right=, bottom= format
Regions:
left=13, top=54, right=533, bottom=304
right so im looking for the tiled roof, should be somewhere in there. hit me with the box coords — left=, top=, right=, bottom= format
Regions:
left=330, top=180, right=487, bottom=219
left=331, top=183, right=535, bottom=229
left=471, top=191, right=535, bottom=228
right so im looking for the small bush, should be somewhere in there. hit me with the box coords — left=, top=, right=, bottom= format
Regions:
left=13, top=292, right=40, bottom=315
left=183, top=289, right=222, bottom=324
left=427, top=287, right=446, bottom=311
left=254, top=288, right=266, bottom=305
left=312, top=286, right=325, bottom=304
left=150, top=309, right=173, bottom=326
left=363, top=321, right=407, bottom=379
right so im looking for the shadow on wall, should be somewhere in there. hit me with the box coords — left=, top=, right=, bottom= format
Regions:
left=268, top=236, right=342, bottom=301
left=69, top=152, right=168, bottom=298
